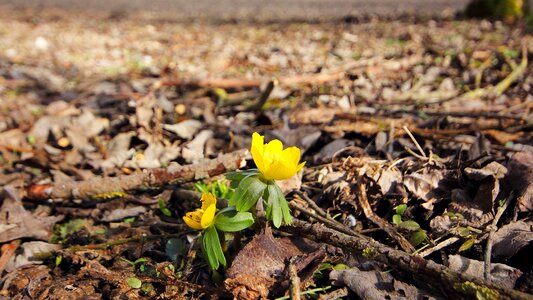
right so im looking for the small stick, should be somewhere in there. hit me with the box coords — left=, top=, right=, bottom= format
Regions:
left=354, top=180, right=416, bottom=253
left=26, top=149, right=248, bottom=200
left=418, top=237, right=460, bottom=258
left=403, top=126, right=426, bottom=158
left=288, top=258, right=301, bottom=300
left=245, top=79, right=276, bottom=111
left=281, top=219, right=533, bottom=300
left=317, top=287, right=349, bottom=300
left=292, top=190, right=328, bottom=218
left=289, top=201, right=362, bottom=238
left=484, top=194, right=512, bottom=282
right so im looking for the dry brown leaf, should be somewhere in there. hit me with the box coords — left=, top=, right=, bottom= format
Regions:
left=331, top=267, right=437, bottom=300
left=225, top=227, right=323, bottom=299
left=163, top=119, right=203, bottom=140
left=289, top=107, right=335, bottom=124
left=507, top=151, right=533, bottom=213
left=492, top=220, right=533, bottom=259
left=5, top=241, right=61, bottom=272
left=0, top=185, right=63, bottom=243
left=403, top=170, right=444, bottom=201
left=483, top=129, right=522, bottom=144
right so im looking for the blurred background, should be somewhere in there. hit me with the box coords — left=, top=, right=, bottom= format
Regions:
left=0, top=0, right=475, bottom=21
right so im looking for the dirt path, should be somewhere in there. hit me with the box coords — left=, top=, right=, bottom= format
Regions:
left=1, top=0, right=469, bottom=21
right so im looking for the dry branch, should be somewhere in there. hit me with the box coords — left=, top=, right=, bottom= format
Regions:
left=26, top=149, right=248, bottom=200
left=281, top=219, right=532, bottom=300
left=160, top=55, right=421, bottom=89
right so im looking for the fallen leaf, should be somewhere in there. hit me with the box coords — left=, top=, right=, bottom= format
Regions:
left=0, top=185, right=63, bottom=243
left=492, top=220, right=533, bottom=259
left=5, top=241, right=61, bottom=272
left=330, top=267, right=437, bottom=300
left=163, top=119, right=203, bottom=140
left=403, top=169, right=444, bottom=201
left=100, top=131, right=136, bottom=170
left=507, top=151, right=533, bottom=212
left=181, top=129, right=213, bottom=163
left=225, top=226, right=323, bottom=299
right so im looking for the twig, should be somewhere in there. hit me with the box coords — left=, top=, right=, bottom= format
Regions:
left=289, top=258, right=301, bottom=300
left=354, top=180, right=416, bottom=253
left=375, top=108, right=527, bottom=121
left=160, top=55, right=421, bottom=89
left=418, top=237, right=460, bottom=258
left=245, top=79, right=277, bottom=111
left=160, top=71, right=343, bottom=89
left=292, top=190, right=328, bottom=218
left=484, top=194, right=512, bottom=282
left=34, top=233, right=185, bottom=259
left=317, top=287, right=348, bottom=300
left=280, top=219, right=532, bottom=300
left=289, top=201, right=362, bottom=238
left=461, top=45, right=528, bottom=99
left=403, top=126, right=426, bottom=158
left=26, top=149, right=248, bottom=200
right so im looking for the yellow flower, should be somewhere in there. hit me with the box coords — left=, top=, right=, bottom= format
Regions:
left=251, top=132, right=305, bottom=181
left=183, top=193, right=217, bottom=230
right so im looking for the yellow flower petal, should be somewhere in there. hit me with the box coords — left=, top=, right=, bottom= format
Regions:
left=251, top=132, right=266, bottom=173
left=282, top=147, right=301, bottom=165
left=266, top=160, right=297, bottom=180
left=183, top=211, right=203, bottom=230
left=201, top=192, right=216, bottom=210
left=264, top=139, right=283, bottom=155
left=296, top=161, right=306, bottom=172
left=201, top=203, right=216, bottom=228
left=250, top=133, right=305, bottom=181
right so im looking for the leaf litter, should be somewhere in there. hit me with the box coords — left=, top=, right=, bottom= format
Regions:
left=0, top=6, right=532, bottom=300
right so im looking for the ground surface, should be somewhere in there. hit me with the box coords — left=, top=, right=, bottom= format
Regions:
left=0, top=5, right=532, bottom=300
left=1, top=0, right=470, bottom=21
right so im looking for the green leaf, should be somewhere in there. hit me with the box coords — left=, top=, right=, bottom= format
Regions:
left=458, top=227, right=470, bottom=237
left=265, top=183, right=292, bottom=227
left=279, top=189, right=292, bottom=225
left=141, top=282, right=154, bottom=293
left=226, top=169, right=260, bottom=188
left=194, top=181, right=210, bottom=194
left=55, top=255, right=62, bottom=267
left=459, top=237, right=476, bottom=252
left=165, top=238, right=187, bottom=262
left=409, top=230, right=427, bottom=247
left=398, top=220, right=421, bottom=231
left=203, top=226, right=226, bottom=270
left=267, top=184, right=282, bottom=228
left=392, top=214, right=402, bottom=225
left=332, top=263, right=349, bottom=270
left=214, top=208, right=254, bottom=232
left=127, top=277, right=142, bottom=289
left=395, top=204, right=407, bottom=216
left=158, top=198, right=172, bottom=217
left=230, top=176, right=267, bottom=212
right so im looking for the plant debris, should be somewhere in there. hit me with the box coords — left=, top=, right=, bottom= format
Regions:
left=0, top=5, right=532, bottom=299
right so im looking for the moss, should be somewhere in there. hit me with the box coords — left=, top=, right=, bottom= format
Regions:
left=454, top=281, right=500, bottom=300
left=91, top=191, right=126, bottom=200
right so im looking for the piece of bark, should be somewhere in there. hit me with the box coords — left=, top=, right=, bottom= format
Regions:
left=26, top=149, right=248, bottom=200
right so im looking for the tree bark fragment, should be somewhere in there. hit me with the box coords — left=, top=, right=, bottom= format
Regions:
left=26, top=149, right=248, bottom=200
